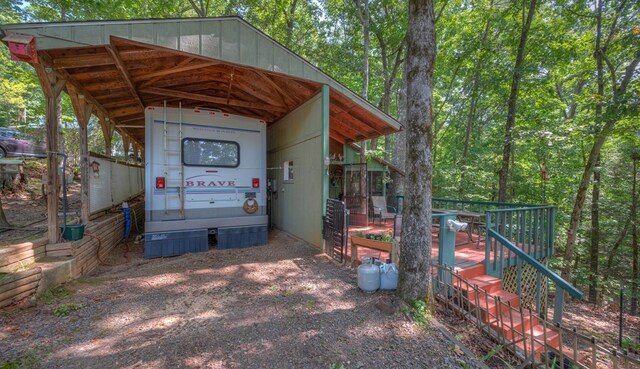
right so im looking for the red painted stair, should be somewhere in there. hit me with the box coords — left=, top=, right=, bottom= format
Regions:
left=455, top=263, right=586, bottom=366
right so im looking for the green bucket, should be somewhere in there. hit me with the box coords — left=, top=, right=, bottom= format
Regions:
left=61, top=224, right=85, bottom=241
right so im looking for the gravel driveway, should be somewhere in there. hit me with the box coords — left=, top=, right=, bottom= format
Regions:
left=1, top=230, right=485, bottom=369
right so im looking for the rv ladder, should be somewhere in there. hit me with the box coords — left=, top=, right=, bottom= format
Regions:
left=162, top=101, right=185, bottom=219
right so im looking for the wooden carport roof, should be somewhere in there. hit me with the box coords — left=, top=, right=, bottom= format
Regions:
left=1, top=17, right=402, bottom=147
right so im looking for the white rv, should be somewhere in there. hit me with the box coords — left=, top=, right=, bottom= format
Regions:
left=144, top=106, right=268, bottom=258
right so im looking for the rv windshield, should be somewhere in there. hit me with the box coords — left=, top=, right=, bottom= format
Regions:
left=182, top=138, right=239, bottom=167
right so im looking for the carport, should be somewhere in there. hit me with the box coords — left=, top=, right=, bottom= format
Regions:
left=0, top=17, right=401, bottom=248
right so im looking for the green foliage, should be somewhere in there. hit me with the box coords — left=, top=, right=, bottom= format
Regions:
left=622, top=336, right=640, bottom=353
left=365, top=230, right=394, bottom=242
left=411, top=299, right=431, bottom=329
left=354, top=229, right=394, bottom=242
left=53, top=303, right=85, bottom=317
left=0, top=349, right=42, bottom=369
left=38, top=287, right=71, bottom=305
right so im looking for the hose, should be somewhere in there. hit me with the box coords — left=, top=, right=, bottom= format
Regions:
left=122, top=207, right=131, bottom=240
left=84, top=232, right=104, bottom=263
left=130, top=206, right=139, bottom=233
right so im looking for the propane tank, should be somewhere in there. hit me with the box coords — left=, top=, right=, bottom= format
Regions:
left=380, top=260, right=399, bottom=290
left=357, top=257, right=380, bottom=293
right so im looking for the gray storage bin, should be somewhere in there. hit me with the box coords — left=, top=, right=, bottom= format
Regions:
left=144, top=229, right=208, bottom=258
left=218, top=225, right=268, bottom=249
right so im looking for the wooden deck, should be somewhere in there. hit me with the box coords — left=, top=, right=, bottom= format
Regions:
left=345, top=221, right=486, bottom=269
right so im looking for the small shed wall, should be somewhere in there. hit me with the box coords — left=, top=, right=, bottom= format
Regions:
left=268, top=93, right=323, bottom=247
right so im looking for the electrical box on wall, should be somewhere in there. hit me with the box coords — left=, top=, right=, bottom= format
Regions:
left=3, top=33, right=38, bottom=64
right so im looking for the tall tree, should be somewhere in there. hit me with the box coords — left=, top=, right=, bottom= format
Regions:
left=561, top=0, right=640, bottom=283
left=589, top=156, right=601, bottom=303
left=398, top=0, right=436, bottom=303
left=391, top=65, right=407, bottom=205
left=459, top=0, right=493, bottom=197
left=497, top=0, right=538, bottom=202
left=631, top=152, right=639, bottom=315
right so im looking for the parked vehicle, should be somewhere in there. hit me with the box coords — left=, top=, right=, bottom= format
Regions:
left=144, top=106, right=268, bottom=258
left=0, top=128, right=47, bottom=158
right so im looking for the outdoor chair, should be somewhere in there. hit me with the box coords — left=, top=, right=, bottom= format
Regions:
left=371, top=195, right=396, bottom=224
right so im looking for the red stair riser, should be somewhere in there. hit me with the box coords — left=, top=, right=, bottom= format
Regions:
left=455, top=264, right=578, bottom=365
left=456, top=264, right=485, bottom=279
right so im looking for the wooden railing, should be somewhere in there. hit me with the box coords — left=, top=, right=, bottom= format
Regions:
left=432, top=198, right=540, bottom=212
left=485, top=205, right=556, bottom=273
left=483, top=206, right=580, bottom=324
left=432, top=264, right=640, bottom=369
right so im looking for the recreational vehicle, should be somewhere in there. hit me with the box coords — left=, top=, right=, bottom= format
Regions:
left=144, top=106, right=268, bottom=257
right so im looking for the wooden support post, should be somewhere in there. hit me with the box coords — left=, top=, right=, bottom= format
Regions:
left=132, top=143, right=140, bottom=162
left=122, top=134, right=131, bottom=159
left=67, top=84, right=94, bottom=224
left=98, top=112, right=114, bottom=157
left=34, top=64, right=65, bottom=243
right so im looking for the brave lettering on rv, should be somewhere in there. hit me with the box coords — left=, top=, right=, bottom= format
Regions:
left=185, top=181, right=236, bottom=187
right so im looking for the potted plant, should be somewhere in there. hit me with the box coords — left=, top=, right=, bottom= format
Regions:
left=350, top=230, right=398, bottom=266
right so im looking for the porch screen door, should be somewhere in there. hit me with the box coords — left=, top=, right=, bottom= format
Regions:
left=343, top=163, right=368, bottom=226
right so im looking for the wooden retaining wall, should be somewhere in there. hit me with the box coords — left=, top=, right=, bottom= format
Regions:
left=0, top=238, right=47, bottom=273
left=0, top=267, right=42, bottom=308
left=0, top=200, right=144, bottom=309
left=45, top=201, right=144, bottom=277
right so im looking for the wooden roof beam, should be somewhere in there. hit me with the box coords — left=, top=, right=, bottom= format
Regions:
left=53, top=53, right=114, bottom=69
left=253, top=71, right=292, bottom=109
left=106, top=44, right=145, bottom=111
left=136, top=60, right=217, bottom=84
left=138, top=57, right=195, bottom=88
left=232, top=77, right=288, bottom=109
left=140, top=86, right=289, bottom=113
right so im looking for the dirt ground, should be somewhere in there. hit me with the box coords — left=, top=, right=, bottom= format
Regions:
left=1, top=230, right=489, bottom=369
left=0, top=159, right=81, bottom=246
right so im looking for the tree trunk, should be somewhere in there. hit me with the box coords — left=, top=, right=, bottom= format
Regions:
left=603, top=219, right=630, bottom=284
left=0, top=195, right=10, bottom=228
left=589, top=156, right=601, bottom=304
left=631, top=154, right=639, bottom=315
left=391, top=62, right=407, bottom=207
left=561, top=0, right=640, bottom=282
left=459, top=7, right=492, bottom=197
left=398, top=0, right=436, bottom=304
left=497, top=0, right=537, bottom=202
left=563, top=0, right=603, bottom=283
left=354, top=0, right=370, bottom=100
left=284, top=0, right=299, bottom=49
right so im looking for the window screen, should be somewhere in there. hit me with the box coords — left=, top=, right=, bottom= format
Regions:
left=182, top=138, right=239, bottom=167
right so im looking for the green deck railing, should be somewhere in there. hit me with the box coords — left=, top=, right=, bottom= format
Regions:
left=431, top=198, right=582, bottom=323
left=485, top=205, right=556, bottom=274
left=489, top=229, right=583, bottom=323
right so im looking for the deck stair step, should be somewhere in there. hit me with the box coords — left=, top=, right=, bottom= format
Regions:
left=455, top=263, right=485, bottom=279
left=463, top=274, right=502, bottom=300
left=454, top=264, right=588, bottom=368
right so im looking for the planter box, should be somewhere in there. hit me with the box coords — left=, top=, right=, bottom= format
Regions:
left=350, top=236, right=398, bottom=266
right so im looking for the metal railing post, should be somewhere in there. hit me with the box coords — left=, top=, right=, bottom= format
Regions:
left=553, top=287, right=565, bottom=325
left=438, top=214, right=456, bottom=287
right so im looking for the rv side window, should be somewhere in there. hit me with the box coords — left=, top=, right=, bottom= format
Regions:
left=182, top=138, right=240, bottom=167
